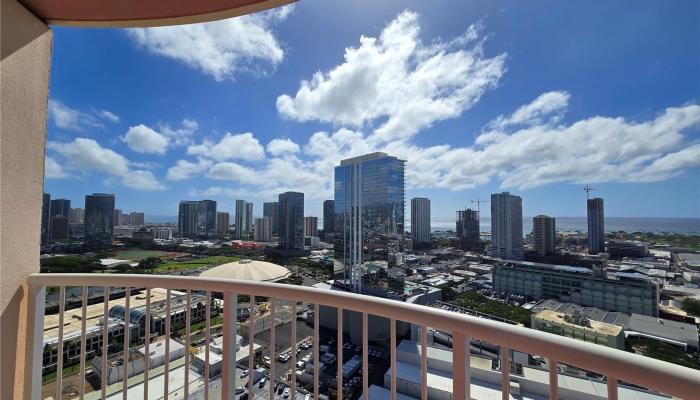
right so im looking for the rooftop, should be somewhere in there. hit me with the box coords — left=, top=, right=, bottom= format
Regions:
left=534, top=309, right=624, bottom=336
left=199, top=259, right=290, bottom=282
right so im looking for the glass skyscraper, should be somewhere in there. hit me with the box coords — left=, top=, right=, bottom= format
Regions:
left=178, top=200, right=216, bottom=238
left=84, top=193, right=115, bottom=245
left=334, top=152, right=405, bottom=294
left=587, top=197, right=605, bottom=254
left=263, top=202, right=279, bottom=234
left=323, top=199, right=335, bottom=240
left=278, top=192, right=304, bottom=249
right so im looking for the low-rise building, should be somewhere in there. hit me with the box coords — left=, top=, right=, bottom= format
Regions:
left=625, top=313, right=699, bottom=350
left=494, top=260, right=660, bottom=316
left=532, top=309, right=625, bottom=350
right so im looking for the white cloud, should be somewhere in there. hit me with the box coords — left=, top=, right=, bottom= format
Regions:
left=274, top=101, right=700, bottom=193
left=267, top=138, right=300, bottom=156
left=166, top=100, right=700, bottom=197
left=122, top=124, right=169, bottom=154
left=121, top=170, right=166, bottom=191
left=276, top=10, right=506, bottom=144
left=488, top=91, right=570, bottom=130
left=408, top=103, right=700, bottom=190
left=624, top=144, right=700, bottom=182
left=206, top=162, right=260, bottom=184
left=166, top=158, right=213, bottom=181
left=98, top=110, right=120, bottom=123
left=160, top=119, right=199, bottom=147
left=188, top=132, right=264, bottom=161
left=46, top=138, right=165, bottom=190
left=189, top=186, right=252, bottom=198
left=48, top=100, right=119, bottom=132
left=44, top=156, right=68, bottom=179
left=126, top=5, right=293, bottom=81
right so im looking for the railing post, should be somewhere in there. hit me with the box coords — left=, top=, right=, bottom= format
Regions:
left=420, top=325, right=427, bottom=400
left=501, top=346, right=510, bottom=400
left=390, top=318, right=396, bottom=400
left=122, top=287, right=131, bottom=400
left=337, top=308, right=343, bottom=400
left=313, top=303, right=319, bottom=400
left=269, top=299, right=276, bottom=400
left=608, top=377, right=618, bottom=400
left=79, top=286, right=88, bottom=400
left=248, top=295, right=255, bottom=397
left=291, top=301, right=298, bottom=399
left=453, top=333, right=467, bottom=400
left=57, top=286, right=65, bottom=400
left=548, top=359, right=558, bottom=400
left=24, top=283, right=46, bottom=400
left=362, top=312, right=368, bottom=400
left=222, top=291, right=237, bottom=400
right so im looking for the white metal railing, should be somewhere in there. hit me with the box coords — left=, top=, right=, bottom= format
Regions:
left=24, top=273, right=700, bottom=400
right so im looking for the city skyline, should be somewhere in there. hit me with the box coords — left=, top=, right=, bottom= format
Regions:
left=42, top=1, right=700, bottom=219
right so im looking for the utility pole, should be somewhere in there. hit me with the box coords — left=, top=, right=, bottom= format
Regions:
left=584, top=184, right=594, bottom=200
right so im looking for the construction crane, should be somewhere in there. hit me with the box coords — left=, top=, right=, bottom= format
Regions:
left=584, top=184, right=594, bottom=200
left=469, top=196, right=490, bottom=214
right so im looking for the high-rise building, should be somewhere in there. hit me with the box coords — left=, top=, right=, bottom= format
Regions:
left=323, top=200, right=335, bottom=240
left=70, top=207, right=84, bottom=224
left=113, top=209, right=123, bottom=226
left=130, top=212, right=145, bottom=227
left=587, top=198, right=605, bottom=254
left=50, top=198, right=71, bottom=218
left=456, top=208, right=481, bottom=251
left=245, top=202, right=253, bottom=232
left=278, top=192, right=304, bottom=249
left=533, top=215, right=556, bottom=256
left=84, top=193, right=115, bottom=245
left=334, top=152, right=405, bottom=293
left=216, top=212, right=230, bottom=234
left=41, top=193, right=51, bottom=244
left=178, top=201, right=199, bottom=238
left=488, top=192, right=524, bottom=260
left=304, top=216, right=318, bottom=237
left=178, top=200, right=216, bottom=238
left=235, top=199, right=247, bottom=239
left=50, top=216, right=70, bottom=241
left=254, top=217, right=272, bottom=242
left=197, top=200, right=217, bottom=237
left=410, top=198, right=431, bottom=248
left=263, top=202, right=279, bottom=235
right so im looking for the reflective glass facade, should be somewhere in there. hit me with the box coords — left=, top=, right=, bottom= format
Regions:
left=178, top=199, right=216, bottom=238
left=278, top=192, right=304, bottom=249
left=334, top=152, right=405, bottom=294
left=85, top=193, right=115, bottom=245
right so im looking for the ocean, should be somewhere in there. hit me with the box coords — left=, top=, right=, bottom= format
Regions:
left=147, top=215, right=700, bottom=235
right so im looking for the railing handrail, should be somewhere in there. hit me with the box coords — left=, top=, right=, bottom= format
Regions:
left=27, top=273, right=700, bottom=399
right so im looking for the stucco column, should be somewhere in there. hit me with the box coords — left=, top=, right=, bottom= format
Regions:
left=0, top=0, right=52, bottom=399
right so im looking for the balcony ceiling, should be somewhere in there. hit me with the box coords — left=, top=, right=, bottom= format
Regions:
left=19, top=0, right=296, bottom=27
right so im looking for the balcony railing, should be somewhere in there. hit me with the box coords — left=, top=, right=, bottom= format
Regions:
left=24, top=273, right=700, bottom=400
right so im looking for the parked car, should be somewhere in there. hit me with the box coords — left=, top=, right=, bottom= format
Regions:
left=240, top=369, right=249, bottom=378
left=235, top=386, right=245, bottom=395
left=259, top=377, right=267, bottom=388
left=283, top=388, right=290, bottom=398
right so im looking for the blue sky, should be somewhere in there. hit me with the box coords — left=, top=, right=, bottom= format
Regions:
left=44, top=0, right=700, bottom=220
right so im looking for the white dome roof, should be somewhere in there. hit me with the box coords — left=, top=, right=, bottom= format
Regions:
left=200, top=259, right=290, bottom=282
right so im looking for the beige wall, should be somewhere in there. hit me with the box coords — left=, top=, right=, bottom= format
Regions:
left=0, top=0, right=52, bottom=399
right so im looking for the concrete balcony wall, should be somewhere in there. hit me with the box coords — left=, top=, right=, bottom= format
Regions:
left=0, top=1, right=52, bottom=399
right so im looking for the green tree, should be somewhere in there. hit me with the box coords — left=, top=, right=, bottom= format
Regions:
left=682, top=298, right=700, bottom=316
